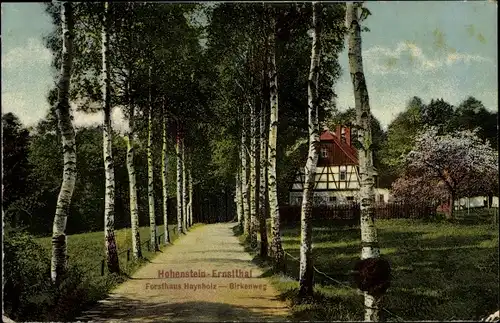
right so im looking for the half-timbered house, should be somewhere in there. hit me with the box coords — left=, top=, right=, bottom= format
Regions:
left=289, top=125, right=390, bottom=206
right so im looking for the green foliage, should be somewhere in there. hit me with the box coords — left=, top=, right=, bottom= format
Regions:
left=4, top=221, right=183, bottom=321
left=249, top=219, right=499, bottom=321
left=448, top=96, right=498, bottom=149
left=2, top=113, right=31, bottom=210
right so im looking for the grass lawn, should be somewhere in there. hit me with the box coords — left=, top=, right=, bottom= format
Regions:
left=239, top=218, right=499, bottom=321
left=35, top=223, right=202, bottom=318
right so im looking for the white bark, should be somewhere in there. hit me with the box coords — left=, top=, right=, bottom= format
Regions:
left=147, top=66, right=157, bottom=251
left=346, top=3, right=381, bottom=321
left=102, top=1, right=119, bottom=273
left=236, top=164, right=243, bottom=228
left=162, top=102, right=170, bottom=245
left=124, top=4, right=141, bottom=259
left=182, top=140, right=188, bottom=231
left=259, top=81, right=269, bottom=258
left=299, top=1, right=321, bottom=297
left=176, top=130, right=184, bottom=234
left=267, top=11, right=285, bottom=272
left=249, top=100, right=258, bottom=249
left=125, top=101, right=142, bottom=259
left=241, top=118, right=250, bottom=235
left=188, top=161, right=193, bottom=227
left=51, top=1, right=76, bottom=284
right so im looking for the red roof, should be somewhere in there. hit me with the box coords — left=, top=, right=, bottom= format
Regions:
left=319, top=131, right=336, bottom=141
left=320, top=129, right=358, bottom=164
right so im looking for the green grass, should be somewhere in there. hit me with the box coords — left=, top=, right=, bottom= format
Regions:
left=35, top=223, right=203, bottom=318
left=237, top=218, right=499, bottom=321
left=37, top=224, right=188, bottom=278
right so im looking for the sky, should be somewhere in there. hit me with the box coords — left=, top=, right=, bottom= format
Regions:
left=1, top=1, right=498, bottom=130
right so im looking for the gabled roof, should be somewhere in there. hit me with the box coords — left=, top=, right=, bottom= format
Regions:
left=319, top=131, right=336, bottom=141
left=320, top=129, right=359, bottom=165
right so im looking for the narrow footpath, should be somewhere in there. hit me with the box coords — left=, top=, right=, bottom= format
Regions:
left=77, top=223, right=290, bottom=322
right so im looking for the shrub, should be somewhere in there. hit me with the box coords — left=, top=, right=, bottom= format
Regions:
left=3, top=225, right=98, bottom=321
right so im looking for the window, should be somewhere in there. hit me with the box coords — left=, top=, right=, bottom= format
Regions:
left=321, top=147, right=328, bottom=158
left=329, top=196, right=337, bottom=203
left=346, top=196, right=354, bottom=201
left=379, top=194, right=384, bottom=203
left=340, top=165, right=347, bottom=180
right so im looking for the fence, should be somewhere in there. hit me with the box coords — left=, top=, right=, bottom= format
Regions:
left=80, top=229, right=176, bottom=278
left=279, top=202, right=436, bottom=224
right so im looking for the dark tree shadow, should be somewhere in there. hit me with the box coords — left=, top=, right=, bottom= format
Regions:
left=77, top=297, right=290, bottom=322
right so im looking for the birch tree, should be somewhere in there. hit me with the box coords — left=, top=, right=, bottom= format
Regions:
left=236, top=159, right=243, bottom=229
left=162, top=100, right=170, bottom=245
left=147, top=66, right=158, bottom=251
left=249, top=94, right=259, bottom=249
left=346, top=2, right=382, bottom=320
left=188, top=161, right=194, bottom=227
left=51, top=0, right=76, bottom=284
left=267, top=8, right=285, bottom=273
left=259, top=73, right=269, bottom=258
left=182, top=141, right=188, bottom=231
left=124, top=78, right=142, bottom=259
left=101, top=1, right=119, bottom=273
left=176, top=128, right=184, bottom=234
left=241, top=116, right=251, bottom=235
left=299, top=1, right=321, bottom=298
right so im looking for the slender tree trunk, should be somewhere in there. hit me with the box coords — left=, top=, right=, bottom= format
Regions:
left=124, top=4, right=141, bottom=261
left=250, top=99, right=258, bottom=249
left=176, top=128, right=184, bottom=234
left=299, top=1, right=321, bottom=298
left=147, top=66, right=158, bottom=251
left=182, top=141, right=188, bottom=230
left=267, top=11, right=285, bottom=273
left=51, top=0, right=76, bottom=284
left=446, top=190, right=455, bottom=220
left=162, top=101, right=170, bottom=245
left=242, top=116, right=250, bottom=235
left=259, top=81, right=269, bottom=258
left=236, top=164, right=243, bottom=228
left=238, top=130, right=245, bottom=231
left=188, top=162, right=193, bottom=227
left=346, top=3, right=381, bottom=321
left=102, top=1, right=119, bottom=273
left=125, top=85, right=141, bottom=259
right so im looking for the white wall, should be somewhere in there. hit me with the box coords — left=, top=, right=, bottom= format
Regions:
left=289, top=190, right=378, bottom=206
left=455, top=196, right=499, bottom=209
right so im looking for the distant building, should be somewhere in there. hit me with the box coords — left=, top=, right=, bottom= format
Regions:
left=289, top=126, right=390, bottom=206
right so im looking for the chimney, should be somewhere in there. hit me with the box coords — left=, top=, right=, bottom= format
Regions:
left=335, top=125, right=341, bottom=140
left=345, top=127, right=351, bottom=146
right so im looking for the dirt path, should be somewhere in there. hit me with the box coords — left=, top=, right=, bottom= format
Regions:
left=77, top=223, right=290, bottom=322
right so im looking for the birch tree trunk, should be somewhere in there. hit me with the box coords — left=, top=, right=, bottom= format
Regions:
left=241, top=116, right=251, bottom=235
left=176, top=129, right=184, bottom=234
left=236, top=163, right=243, bottom=229
left=249, top=100, right=258, bottom=249
left=188, top=163, right=193, bottom=227
left=259, top=82, right=269, bottom=258
left=182, top=141, right=188, bottom=231
left=346, top=3, right=381, bottom=321
left=267, top=10, right=285, bottom=273
left=147, top=66, right=158, bottom=251
left=238, top=135, right=246, bottom=231
left=162, top=101, right=170, bottom=245
left=299, top=1, right=321, bottom=298
left=102, top=1, right=119, bottom=273
left=51, top=0, right=76, bottom=284
left=125, top=81, right=141, bottom=259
